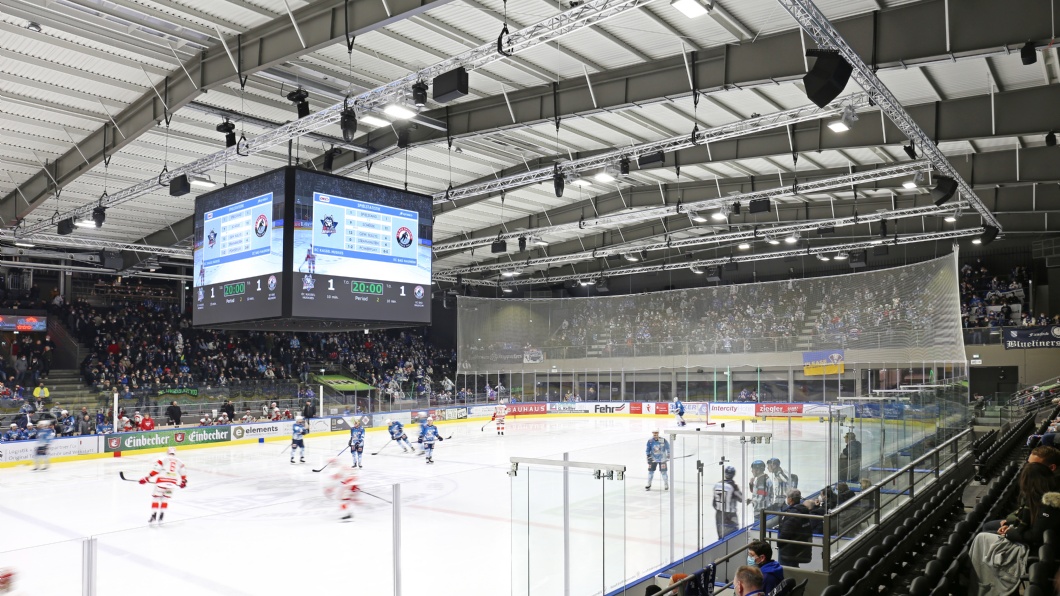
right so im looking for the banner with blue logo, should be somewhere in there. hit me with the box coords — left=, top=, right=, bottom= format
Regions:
left=802, top=350, right=845, bottom=376
left=1002, top=326, right=1060, bottom=349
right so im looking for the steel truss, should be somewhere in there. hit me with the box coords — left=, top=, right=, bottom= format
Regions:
left=19, top=0, right=658, bottom=236
left=433, top=161, right=930, bottom=252
left=773, top=0, right=1002, bottom=231
left=0, top=229, right=192, bottom=258
left=436, top=201, right=968, bottom=275
left=431, top=93, right=872, bottom=204
left=493, top=228, right=983, bottom=287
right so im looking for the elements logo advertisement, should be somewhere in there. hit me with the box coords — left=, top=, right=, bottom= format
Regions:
left=396, top=226, right=413, bottom=248
left=254, top=214, right=269, bottom=237
left=414, top=285, right=424, bottom=299
left=268, top=275, right=277, bottom=291
left=320, top=214, right=338, bottom=236
left=302, top=274, right=315, bottom=291
left=207, top=229, right=217, bottom=248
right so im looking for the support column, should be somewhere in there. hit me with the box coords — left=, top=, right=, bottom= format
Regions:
left=671, top=369, right=678, bottom=400
left=393, top=484, right=402, bottom=596
left=788, top=368, right=796, bottom=402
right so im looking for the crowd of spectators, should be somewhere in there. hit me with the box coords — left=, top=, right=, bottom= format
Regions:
left=959, top=259, right=1058, bottom=329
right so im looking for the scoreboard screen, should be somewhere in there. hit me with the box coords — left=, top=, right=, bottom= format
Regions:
left=192, top=169, right=285, bottom=326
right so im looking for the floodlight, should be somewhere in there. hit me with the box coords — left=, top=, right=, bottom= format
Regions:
left=383, top=104, right=416, bottom=120
left=737, top=242, right=750, bottom=250
left=188, top=174, right=216, bottom=188
left=766, top=236, right=780, bottom=245
left=670, top=0, right=709, bottom=18
left=834, top=251, right=848, bottom=260
left=711, top=206, right=728, bottom=221
left=690, top=266, right=704, bottom=274
left=690, top=212, right=708, bottom=223
left=623, top=253, right=640, bottom=262
left=502, top=286, right=513, bottom=293
left=360, top=114, right=390, bottom=128
left=501, top=270, right=519, bottom=278
left=74, top=220, right=95, bottom=228
left=817, top=254, right=830, bottom=262
left=785, top=231, right=800, bottom=244
left=827, top=106, right=858, bottom=132
left=13, top=242, right=34, bottom=248
left=530, top=236, right=549, bottom=246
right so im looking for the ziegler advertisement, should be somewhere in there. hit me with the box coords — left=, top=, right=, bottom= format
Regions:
left=0, top=435, right=101, bottom=462
left=104, top=427, right=232, bottom=452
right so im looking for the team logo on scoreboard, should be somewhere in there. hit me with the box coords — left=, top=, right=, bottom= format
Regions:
left=197, top=287, right=204, bottom=303
left=414, top=285, right=424, bottom=299
left=302, top=274, right=315, bottom=291
left=268, top=275, right=277, bottom=291
left=320, top=215, right=338, bottom=237
left=396, top=226, right=413, bottom=248
left=207, top=229, right=217, bottom=248
left=254, top=214, right=269, bottom=237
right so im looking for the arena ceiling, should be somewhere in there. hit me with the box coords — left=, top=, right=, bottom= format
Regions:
left=1, top=0, right=1059, bottom=291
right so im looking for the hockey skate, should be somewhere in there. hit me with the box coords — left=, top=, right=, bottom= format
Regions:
left=290, top=458, right=296, bottom=464
left=665, top=483, right=670, bottom=490
left=300, top=457, right=306, bottom=463
left=341, top=513, right=353, bottom=522
left=645, top=484, right=651, bottom=491
left=149, top=512, right=157, bottom=524
left=426, top=457, right=434, bottom=464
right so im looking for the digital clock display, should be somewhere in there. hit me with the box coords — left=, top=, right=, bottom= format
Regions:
left=223, top=282, right=246, bottom=297
left=350, top=281, right=384, bottom=295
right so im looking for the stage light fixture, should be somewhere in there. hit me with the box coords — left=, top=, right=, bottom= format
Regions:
left=903, top=141, right=917, bottom=160
left=411, top=81, right=428, bottom=107
left=518, top=237, right=527, bottom=252
left=57, top=218, right=75, bottom=235
left=340, top=107, right=358, bottom=143
left=360, top=114, right=390, bottom=128
left=188, top=174, right=216, bottom=188
left=766, top=236, right=780, bottom=245
left=383, top=103, right=416, bottom=120
left=553, top=169, right=565, bottom=198
left=640, top=250, right=649, bottom=261
left=737, top=242, right=750, bottom=250
left=834, top=251, right=848, bottom=260
left=1047, top=132, right=1057, bottom=147
left=216, top=121, right=236, bottom=148
left=817, top=254, right=830, bottom=262
left=619, top=157, right=630, bottom=175
left=670, top=0, right=708, bottom=18
left=623, top=253, right=640, bottom=262
left=690, top=212, right=708, bottom=223
left=286, top=88, right=310, bottom=119
left=827, top=106, right=858, bottom=132
left=1022, top=42, right=1038, bottom=65
left=785, top=231, right=800, bottom=244
left=92, top=205, right=106, bottom=228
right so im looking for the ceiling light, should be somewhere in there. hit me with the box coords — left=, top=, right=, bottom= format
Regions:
left=594, top=166, right=619, bottom=183
left=766, top=235, right=780, bottom=245
left=383, top=103, right=416, bottom=120
left=834, top=251, right=849, bottom=260
left=501, top=270, right=519, bottom=278
left=623, top=253, right=640, bottom=262
left=785, top=231, right=800, bottom=244
left=827, top=106, right=858, bottom=133
left=817, top=254, right=830, bottom=262
left=902, top=179, right=917, bottom=190
left=944, top=212, right=959, bottom=223
left=691, top=266, right=704, bottom=274
left=578, top=279, right=591, bottom=287
left=569, top=173, right=592, bottom=187
left=502, top=286, right=513, bottom=293
left=870, top=239, right=884, bottom=245
left=216, top=121, right=236, bottom=148
left=530, top=236, right=549, bottom=246
left=14, top=242, right=35, bottom=248
left=690, top=212, right=708, bottom=223
left=711, top=209, right=728, bottom=221
left=360, top=114, right=390, bottom=128
left=74, top=220, right=95, bottom=228
left=411, top=81, right=428, bottom=107
left=738, top=242, right=750, bottom=250
left=972, top=238, right=982, bottom=244
left=670, top=0, right=709, bottom=18
left=188, top=174, right=216, bottom=188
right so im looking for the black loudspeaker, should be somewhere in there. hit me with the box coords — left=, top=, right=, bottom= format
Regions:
left=849, top=250, right=867, bottom=268
left=705, top=266, right=722, bottom=282
left=931, top=176, right=958, bottom=206
left=724, top=261, right=739, bottom=272
left=638, top=151, right=665, bottom=167
left=873, top=245, right=890, bottom=256
left=433, top=67, right=469, bottom=103
left=57, top=218, right=75, bottom=235
left=981, top=225, right=1000, bottom=245
left=749, top=198, right=771, bottom=213
left=99, top=250, right=123, bottom=270
left=818, top=226, right=835, bottom=235
left=1022, top=43, right=1038, bottom=65
left=491, top=240, right=508, bottom=254
left=803, top=51, right=853, bottom=108
left=170, top=174, right=190, bottom=197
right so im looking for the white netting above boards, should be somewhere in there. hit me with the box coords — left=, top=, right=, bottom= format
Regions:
left=456, top=253, right=965, bottom=371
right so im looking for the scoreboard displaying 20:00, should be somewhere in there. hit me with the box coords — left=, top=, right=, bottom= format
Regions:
left=192, top=167, right=432, bottom=330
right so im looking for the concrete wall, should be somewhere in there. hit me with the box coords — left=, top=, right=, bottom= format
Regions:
left=965, top=344, right=1059, bottom=386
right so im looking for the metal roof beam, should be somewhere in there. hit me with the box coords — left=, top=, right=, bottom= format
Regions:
left=1, top=0, right=460, bottom=225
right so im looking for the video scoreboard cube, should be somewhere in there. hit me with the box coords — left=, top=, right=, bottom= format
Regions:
left=192, top=167, right=432, bottom=330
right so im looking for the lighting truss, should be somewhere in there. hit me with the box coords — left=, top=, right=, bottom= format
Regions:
left=773, top=0, right=1002, bottom=231
left=0, top=229, right=192, bottom=258
left=433, top=161, right=930, bottom=252
left=436, top=201, right=967, bottom=275
left=18, top=0, right=658, bottom=236
left=432, top=93, right=872, bottom=204
left=493, top=228, right=983, bottom=286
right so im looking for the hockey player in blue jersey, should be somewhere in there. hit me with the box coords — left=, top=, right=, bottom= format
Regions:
left=415, top=411, right=430, bottom=455
left=645, top=429, right=670, bottom=491
left=418, top=417, right=444, bottom=464
left=33, top=420, right=55, bottom=471
left=386, top=419, right=414, bottom=453
left=348, top=418, right=365, bottom=468
left=3, top=423, right=23, bottom=441
left=290, top=415, right=308, bottom=464
left=672, top=396, right=686, bottom=427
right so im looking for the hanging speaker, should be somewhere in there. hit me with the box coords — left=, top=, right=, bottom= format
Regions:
left=981, top=225, right=999, bottom=245
left=748, top=198, right=771, bottom=213
left=803, top=50, right=852, bottom=108
left=930, top=176, right=958, bottom=206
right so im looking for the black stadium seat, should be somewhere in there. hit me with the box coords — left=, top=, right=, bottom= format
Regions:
left=909, top=575, right=933, bottom=596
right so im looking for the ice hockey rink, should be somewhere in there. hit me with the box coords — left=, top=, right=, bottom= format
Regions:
left=0, top=414, right=912, bottom=596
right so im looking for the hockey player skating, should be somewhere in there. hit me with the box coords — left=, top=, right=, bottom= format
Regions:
left=139, top=446, right=187, bottom=524
left=418, top=417, right=443, bottom=464
left=32, top=420, right=54, bottom=471
left=712, top=466, right=744, bottom=537
left=301, top=244, right=316, bottom=274
left=493, top=402, right=508, bottom=436
left=323, top=460, right=359, bottom=521
left=198, top=264, right=204, bottom=285
left=415, top=411, right=429, bottom=455
left=386, top=419, right=414, bottom=452
left=291, top=415, right=308, bottom=464
left=672, top=396, right=686, bottom=427
left=645, top=429, right=670, bottom=491
left=348, top=418, right=365, bottom=468
left=747, top=460, right=773, bottom=524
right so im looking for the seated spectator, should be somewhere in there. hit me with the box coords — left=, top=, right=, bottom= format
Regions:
left=777, top=489, right=813, bottom=567
left=140, top=413, right=155, bottom=431
left=76, top=414, right=95, bottom=436
left=746, top=539, right=783, bottom=594
left=967, top=463, right=1060, bottom=595
left=733, top=565, right=766, bottom=596
left=983, top=446, right=1060, bottom=532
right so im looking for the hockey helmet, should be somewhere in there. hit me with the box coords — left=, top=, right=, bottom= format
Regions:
left=351, top=417, right=360, bottom=426
left=767, top=457, right=781, bottom=466
left=37, top=419, right=51, bottom=428
left=651, top=429, right=660, bottom=435
left=295, top=415, right=304, bottom=422
left=167, top=447, right=177, bottom=456
left=724, top=466, right=737, bottom=479
left=672, top=396, right=679, bottom=402
left=385, top=419, right=393, bottom=425
left=751, top=459, right=766, bottom=471
left=427, top=417, right=434, bottom=425
left=9, top=423, right=16, bottom=429
left=61, top=410, right=68, bottom=416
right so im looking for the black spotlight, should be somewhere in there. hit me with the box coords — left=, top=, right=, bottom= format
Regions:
left=322, top=147, right=339, bottom=172
left=396, top=126, right=410, bottom=149
left=287, top=88, right=310, bottom=119
left=930, top=176, right=958, bottom=206
left=619, top=157, right=630, bottom=175
left=903, top=140, right=917, bottom=160
left=731, top=201, right=741, bottom=215
left=1021, top=42, right=1038, bottom=65
left=57, top=217, right=75, bottom=235
left=640, top=249, right=648, bottom=261
left=981, top=225, right=999, bottom=245
left=554, top=168, right=565, bottom=198
left=92, top=205, right=106, bottom=228
left=411, top=81, right=428, bottom=107
left=518, top=236, right=527, bottom=253
left=1047, top=132, right=1057, bottom=147
left=340, top=107, right=358, bottom=143
left=880, top=219, right=888, bottom=237
left=216, top=121, right=236, bottom=148
left=803, top=49, right=852, bottom=108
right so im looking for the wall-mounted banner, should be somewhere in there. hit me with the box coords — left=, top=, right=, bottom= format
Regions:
left=104, top=427, right=231, bottom=452
left=0, top=435, right=101, bottom=462
left=1002, top=326, right=1060, bottom=349
left=802, top=350, right=846, bottom=376
left=523, top=348, right=544, bottom=363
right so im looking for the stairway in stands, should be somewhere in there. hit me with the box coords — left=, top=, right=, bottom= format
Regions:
left=40, top=369, right=99, bottom=413
left=795, top=304, right=824, bottom=350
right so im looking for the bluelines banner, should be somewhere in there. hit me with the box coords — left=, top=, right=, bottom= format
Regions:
left=1002, top=326, right=1060, bottom=349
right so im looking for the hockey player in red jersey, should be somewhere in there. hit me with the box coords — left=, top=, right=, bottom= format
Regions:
left=324, top=459, right=360, bottom=521
left=493, top=402, right=508, bottom=436
left=139, top=446, right=187, bottom=524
